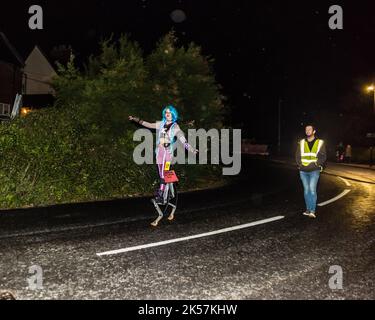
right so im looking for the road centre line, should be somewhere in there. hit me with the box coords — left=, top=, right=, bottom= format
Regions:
left=96, top=216, right=285, bottom=256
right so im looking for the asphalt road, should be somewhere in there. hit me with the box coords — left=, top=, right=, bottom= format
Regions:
left=0, top=158, right=374, bottom=300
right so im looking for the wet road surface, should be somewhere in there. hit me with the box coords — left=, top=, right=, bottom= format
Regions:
left=0, top=158, right=374, bottom=299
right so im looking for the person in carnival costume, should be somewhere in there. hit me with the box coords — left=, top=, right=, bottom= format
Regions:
left=129, top=105, right=198, bottom=203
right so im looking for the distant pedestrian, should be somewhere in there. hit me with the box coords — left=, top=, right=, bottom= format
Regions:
left=345, top=145, right=352, bottom=163
left=336, top=142, right=344, bottom=162
left=296, top=124, right=327, bottom=219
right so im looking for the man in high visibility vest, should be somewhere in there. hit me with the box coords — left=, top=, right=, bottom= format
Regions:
left=295, top=124, right=327, bottom=218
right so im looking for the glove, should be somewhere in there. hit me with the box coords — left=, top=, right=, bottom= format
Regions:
left=129, top=116, right=142, bottom=124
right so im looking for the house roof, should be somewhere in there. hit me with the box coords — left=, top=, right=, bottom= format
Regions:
left=24, top=45, right=57, bottom=77
left=0, top=32, right=25, bottom=67
left=25, top=45, right=57, bottom=73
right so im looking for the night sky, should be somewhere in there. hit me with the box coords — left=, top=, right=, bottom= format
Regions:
left=1, top=1, right=375, bottom=148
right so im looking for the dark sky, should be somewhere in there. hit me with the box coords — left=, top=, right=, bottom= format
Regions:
left=1, top=0, right=375, bottom=146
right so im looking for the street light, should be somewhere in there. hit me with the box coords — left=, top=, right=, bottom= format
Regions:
left=366, top=85, right=375, bottom=167
left=366, top=85, right=375, bottom=114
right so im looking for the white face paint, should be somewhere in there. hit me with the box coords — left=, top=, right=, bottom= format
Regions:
left=165, top=109, right=173, bottom=122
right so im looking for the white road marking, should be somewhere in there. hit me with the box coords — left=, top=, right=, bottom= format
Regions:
left=338, top=177, right=352, bottom=187
left=96, top=216, right=285, bottom=256
left=318, top=189, right=351, bottom=207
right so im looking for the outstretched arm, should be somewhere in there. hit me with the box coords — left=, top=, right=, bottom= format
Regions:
left=174, top=124, right=198, bottom=154
left=129, top=116, right=157, bottom=129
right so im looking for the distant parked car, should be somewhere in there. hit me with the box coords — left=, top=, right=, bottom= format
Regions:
left=241, top=140, right=270, bottom=156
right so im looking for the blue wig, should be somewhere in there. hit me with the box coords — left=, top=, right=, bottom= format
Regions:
left=162, top=105, right=179, bottom=123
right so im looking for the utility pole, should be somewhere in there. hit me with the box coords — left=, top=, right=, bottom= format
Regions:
left=366, top=84, right=375, bottom=114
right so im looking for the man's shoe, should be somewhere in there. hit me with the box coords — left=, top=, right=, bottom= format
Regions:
left=308, top=212, right=317, bottom=218
left=303, top=211, right=310, bottom=216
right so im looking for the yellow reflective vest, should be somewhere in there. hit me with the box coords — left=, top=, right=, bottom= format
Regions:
left=300, top=139, right=324, bottom=167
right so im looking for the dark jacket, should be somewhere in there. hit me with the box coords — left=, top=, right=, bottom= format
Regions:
left=295, top=138, right=327, bottom=172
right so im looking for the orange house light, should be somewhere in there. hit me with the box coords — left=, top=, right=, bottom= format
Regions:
left=21, top=107, right=32, bottom=116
